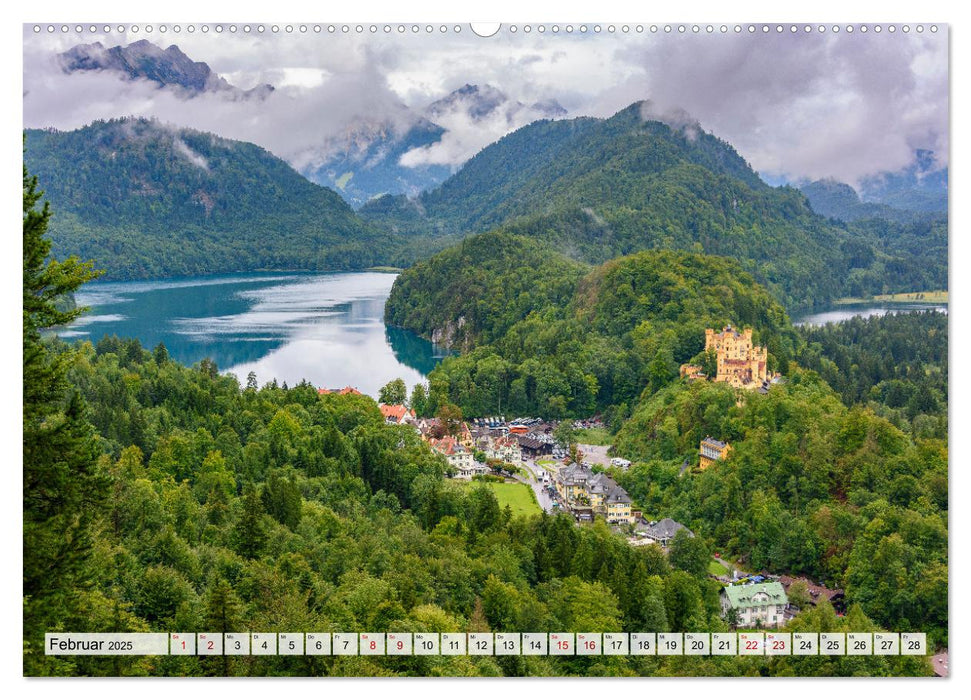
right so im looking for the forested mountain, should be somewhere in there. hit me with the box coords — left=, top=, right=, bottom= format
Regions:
left=387, top=231, right=798, bottom=422
left=302, top=118, right=453, bottom=207
left=24, top=118, right=393, bottom=279
left=799, top=179, right=935, bottom=224
left=610, top=370, right=947, bottom=647
left=384, top=231, right=587, bottom=351
left=363, top=103, right=945, bottom=311
left=858, top=150, right=948, bottom=214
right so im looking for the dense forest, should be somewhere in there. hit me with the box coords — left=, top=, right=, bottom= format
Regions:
left=26, top=330, right=935, bottom=676
left=384, top=231, right=588, bottom=351
left=609, top=372, right=947, bottom=649
left=23, top=119, right=396, bottom=279
left=794, top=312, right=947, bottom=440
left=387, top=230, right=797, bottom=424
left=365, top=103, right=947, bottom=311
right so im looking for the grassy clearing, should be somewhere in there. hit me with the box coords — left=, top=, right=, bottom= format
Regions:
left=835, top=290, right=948, bottom=305
left=463, top=481, right=542, bottom=517
left=575, top=427, right=613, bottom=446
left=708, top=560, right=730, bottom=577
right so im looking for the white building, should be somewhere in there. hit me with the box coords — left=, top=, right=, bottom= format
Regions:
left=429, top=436, right=479, bottom=478
left=720, top=582, right=789, bottom=628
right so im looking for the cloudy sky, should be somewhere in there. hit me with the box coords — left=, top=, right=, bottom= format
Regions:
left=22, top=23, right=949, bottom=187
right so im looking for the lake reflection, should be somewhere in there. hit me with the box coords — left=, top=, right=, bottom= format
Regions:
left=794, top=303, right=947, bottom=327
left=69, top=272, right=448, bottom=396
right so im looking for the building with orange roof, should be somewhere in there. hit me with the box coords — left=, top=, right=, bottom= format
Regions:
left=428, top=436, right=479, bottom=477
left=379, top=403, right=416, bottom=425
left=318, top=386, right=363, bottom=396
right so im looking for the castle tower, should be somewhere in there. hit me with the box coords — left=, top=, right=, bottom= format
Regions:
left=705, top=325, right=770, bottom=390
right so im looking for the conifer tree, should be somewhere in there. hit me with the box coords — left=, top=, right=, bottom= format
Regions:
left=235, top=482, right=267, bottom=558
left=409, top=382, right=429, bottom=417
left=204, top=579, right=244, bottom=676
left=23, top=158, right=105, bottom=673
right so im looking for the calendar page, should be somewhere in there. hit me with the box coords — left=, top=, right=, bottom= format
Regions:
left=21, top=14, right=948, bottom=681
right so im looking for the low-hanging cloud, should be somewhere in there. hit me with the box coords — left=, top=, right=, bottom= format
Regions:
left=23, top=38, right=422, bottom=175
left=23, top=28, right=948, bottom=188
left=603, top=31, right=948, bottom=186
left=173, top=137, right=209, bottom=170
left=400, top=95, right=562, bottom=167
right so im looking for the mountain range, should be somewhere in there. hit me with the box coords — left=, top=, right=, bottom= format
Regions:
left=857, top=149, right=948, bottom=213
left=303, top=83, right=568, bottom=206
left=58, top=39, right=274, bottom=100
left=798, top=149, right=947, bottom=224
left=798, top=179, right=942, bottom=224
left=363, top=102, right=947, bottom=310
left=24, top=97, right=946, bottom=309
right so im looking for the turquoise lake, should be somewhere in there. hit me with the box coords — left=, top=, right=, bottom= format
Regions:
left=64, top=271, right=449, bottom=397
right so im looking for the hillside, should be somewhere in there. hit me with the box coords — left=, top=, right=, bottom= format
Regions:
left=609, top=370, right=947, bottom=645
left=388, top=231, right=798, bottom=420
left=24, top=118, right=392, bottom=279
left=799, top=179, right=929, bottom=224
left=385, top=231, right=587, bottom=350
left=365, top=102, right=945, bottom=311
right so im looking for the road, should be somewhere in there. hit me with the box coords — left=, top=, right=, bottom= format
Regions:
left=714, top=555, right=740, bottom=577
left=514, top=458, right=557, bottom=513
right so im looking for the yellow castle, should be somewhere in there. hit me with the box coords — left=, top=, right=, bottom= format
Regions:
left=705, top=325, right=769, bottom=390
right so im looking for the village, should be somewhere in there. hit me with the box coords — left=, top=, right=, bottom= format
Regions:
left=318, top=325, right=836, bottom=630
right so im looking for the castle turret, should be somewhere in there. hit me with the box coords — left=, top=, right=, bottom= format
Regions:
left=704, top=325, right=770, bottom=390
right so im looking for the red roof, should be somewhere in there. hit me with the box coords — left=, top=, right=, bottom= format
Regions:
left=380, top=404, right=413, bottom=422
left=428, top=436, right=467, bottom=456
left=319, top=386, right=362, bottom=396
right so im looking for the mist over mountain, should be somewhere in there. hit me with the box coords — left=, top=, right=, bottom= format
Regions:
left=304, top=83, right=568, bottom=206
left=364, top=101, right=947, bottom=310
left=58, top=39, right=274, bottom=100
left=858, top=149, right=948, bottom=213
left=301, top=118, right=453, bottom=208
left=798, top=179, right=937, bottom=224
left=425, top=83, right=567, bottom=122
left=24, top=118, right=390, bottom=279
